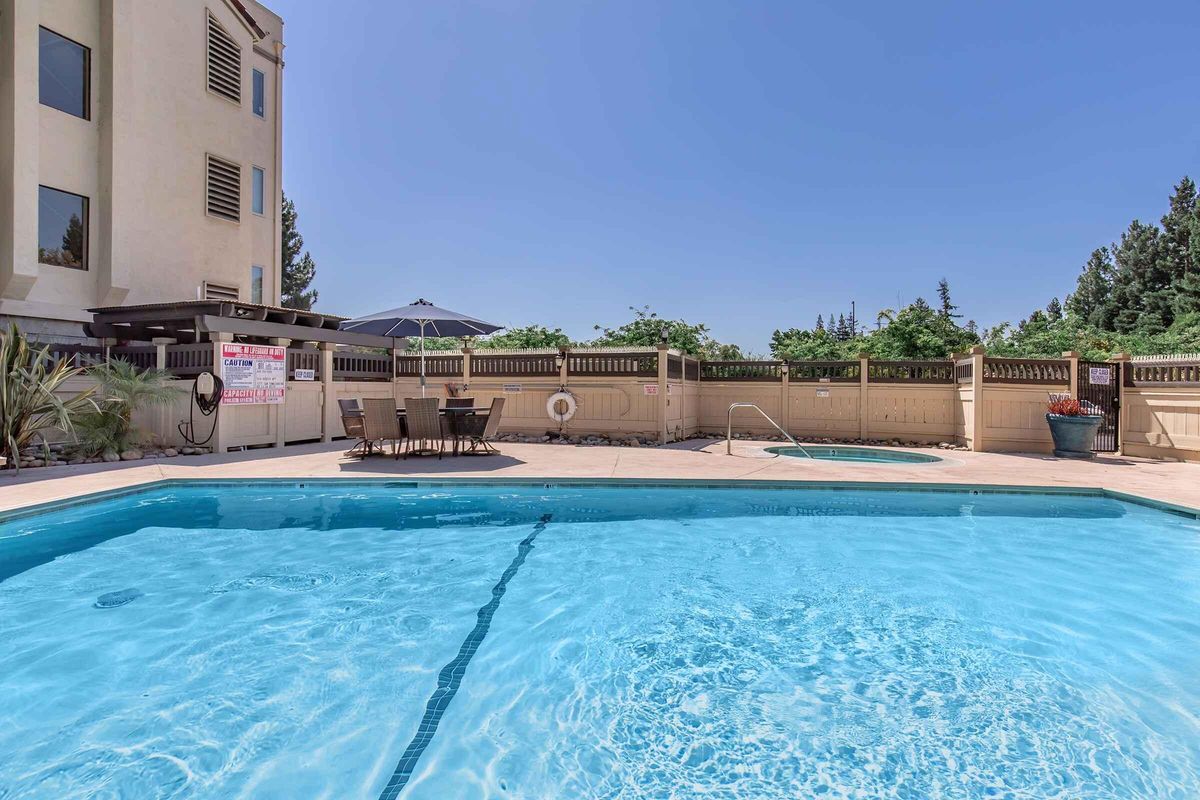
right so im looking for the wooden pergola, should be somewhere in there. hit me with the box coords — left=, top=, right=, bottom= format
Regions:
left=85, top=300, right=398, bottom=349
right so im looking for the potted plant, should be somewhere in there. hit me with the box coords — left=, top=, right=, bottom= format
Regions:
left=1045, top=396, right=1103, bottom=459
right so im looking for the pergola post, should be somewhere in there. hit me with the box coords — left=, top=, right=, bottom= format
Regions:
left=320, top=341, right=337, bottom=443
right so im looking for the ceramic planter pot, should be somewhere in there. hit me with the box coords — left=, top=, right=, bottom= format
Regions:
left=1045, top=413, right=1103, bottom=459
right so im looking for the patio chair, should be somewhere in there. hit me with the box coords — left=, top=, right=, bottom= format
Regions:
left=401, top=397, right=444, bottom=459
left=462, top=397, right=505, bottom=455
left=360, top=398, right=403, bottom=459
left=338, top=399, right=371, bottom=457
left=443, top=396, right=475, bottom=439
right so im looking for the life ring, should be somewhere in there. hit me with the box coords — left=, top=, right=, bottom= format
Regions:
left=547, top=391, right=577, bottom=424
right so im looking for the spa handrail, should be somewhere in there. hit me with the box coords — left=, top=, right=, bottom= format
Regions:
left=726, top=403, right=813, bottom=457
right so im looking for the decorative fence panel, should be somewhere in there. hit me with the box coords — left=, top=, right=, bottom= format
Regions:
left=700, top=361, right=782, bottom=381
left=333, top=352, right=392, bottom=381
left=165, top=343, right=214, bottom=377
left=868, top=361, right=954, bottom=384
left=395, top=354, right=463, bottom=377
left=982, top=358, right=1070, bottom=384
left=287, top=348, right=321, bottom=380
left=471, top=352, right=559, bottom=377
left=567, top=351, right=658, bottom=377
left=788, top=361, right=859, bottom=383
left=955, top=360, right=974, bottom=383
left=43, top=344, right=106, bottom=369
left=1125, top=360, right=1200, bottom=386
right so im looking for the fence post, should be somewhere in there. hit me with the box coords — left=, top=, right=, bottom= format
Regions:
left=970, top=345, right=986, bottom=452
left=152, top=337, right=175, bottom=371
left=1063, top=351, right=1080, bottom=398
left=557, top=346, right=570, bottom=387
left=320, top=342, right=337, bottom=443
left=211, top=333, right=233, bottom=453
left=462, top=346, right=472, bottom=391
left=780, top=362, right=790, bottom=435
left=1112, top=351, right=1130, bottom=454
left=657, top=344, right=669, bottom=443
left=858, top=352, right=870, bottom=441
left=270, top=337, right=291, bottom=448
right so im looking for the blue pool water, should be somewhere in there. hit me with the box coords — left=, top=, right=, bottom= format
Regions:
left=1, top=482, right=1199, bottom=799
left=765, top=445, right=944, bottom=463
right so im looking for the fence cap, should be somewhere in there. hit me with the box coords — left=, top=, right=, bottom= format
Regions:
left=857, top=351, right=870, bottom=359
left=1061, top=350, right=1080, bottom=358
left=969, top=345, right=986, bottom=355
left=1111, top=352, right=1131, bottom=361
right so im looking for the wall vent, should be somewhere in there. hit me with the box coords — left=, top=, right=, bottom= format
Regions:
left=203, top=280, right=240, bottom=301
left=205, top=153, right=241, bottom=222
left=206, top=11, right=241, bottom=104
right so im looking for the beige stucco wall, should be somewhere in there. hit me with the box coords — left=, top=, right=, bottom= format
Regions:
left=1123, top=386, right=1200, bottom=462
left=976, top=384, right=1066, bottom=454
left=1, top=0, right=284, bottom=336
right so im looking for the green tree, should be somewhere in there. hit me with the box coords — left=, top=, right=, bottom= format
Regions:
left=590, top=305, right=739, bottom=358
left=61, top=214, right=84, bottom=266
left=280, top=194, right=318, bottom=310
left=770, top=327, right=858, bottom=360
left=937, top=278, right=960, bottom=319
left=865, top=297, right=978, bottom=359
left=481, top=325, right=573, bottom=349
left=1045, top=297, right=1063, bottom=321
left=1065, top=247, right=1114, bottom=327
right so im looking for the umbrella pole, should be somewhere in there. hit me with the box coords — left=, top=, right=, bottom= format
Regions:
left=419, top=322, right=427, bottom=397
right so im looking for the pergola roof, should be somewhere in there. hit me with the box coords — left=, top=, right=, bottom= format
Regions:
left=85, top=301, right=399, bottom=348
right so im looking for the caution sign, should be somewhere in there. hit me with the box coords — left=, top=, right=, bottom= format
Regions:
left=219, top=343, right=286, bottom=405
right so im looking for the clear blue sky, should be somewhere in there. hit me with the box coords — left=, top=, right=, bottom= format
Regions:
left=277, top=0, right=1199, bottom=352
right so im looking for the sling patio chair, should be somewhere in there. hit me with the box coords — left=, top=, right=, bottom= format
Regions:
left=442, top=396, right=475, bottom=442
left=401, top=397, right=445, bottom=459
left=360, top=398, right=403, bottom=459
left=461, top=397, right=505, bottom=455
left=337, top=398, right=372, bottom=457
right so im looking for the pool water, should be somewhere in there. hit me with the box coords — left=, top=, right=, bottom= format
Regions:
left=766, top=445, right=944, bottom=463
left=1, top=483, right=1199, bottom=799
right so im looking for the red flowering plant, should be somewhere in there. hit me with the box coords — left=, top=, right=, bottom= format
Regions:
left=1046, top=394, right=1101, bottom=416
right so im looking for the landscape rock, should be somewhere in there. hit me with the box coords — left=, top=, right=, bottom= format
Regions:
left=163, top=448, right=178, bottom=457
left=120, top=449, right=143, bottom=461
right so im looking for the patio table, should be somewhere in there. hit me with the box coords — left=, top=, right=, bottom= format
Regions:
left=396, top=406, right=490, bottom=456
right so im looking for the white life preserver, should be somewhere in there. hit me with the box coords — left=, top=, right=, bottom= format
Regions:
left=547, top=391, right=577, bottom=424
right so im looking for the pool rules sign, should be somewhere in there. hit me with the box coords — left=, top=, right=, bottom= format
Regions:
left=218, top=343, right=286, bottom=405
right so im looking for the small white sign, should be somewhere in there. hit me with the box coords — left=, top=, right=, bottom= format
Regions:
left=293, top=368, right=315, bottom=382
left=667, top=384, right=675, bottom=395
left=819, top=377, right=831, bottom=383
left=816, top=388, right=831, bottom=398
left=643, top=384, right=659, bottom=396
left=1088, top=367, right=1111, bottom=385
left=502, top=383, right=522, bottom=393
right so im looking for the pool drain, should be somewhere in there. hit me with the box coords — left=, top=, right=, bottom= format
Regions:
left=94, top=588, right=143, bottom=609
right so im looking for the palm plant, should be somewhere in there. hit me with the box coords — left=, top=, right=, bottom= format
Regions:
left=76, top=360, right=179, bottom=456
left=0, top=324, right=96, bottom=471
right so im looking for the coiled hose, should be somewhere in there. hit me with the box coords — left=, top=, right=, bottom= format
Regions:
left=178, top=373, right=224, bottom=447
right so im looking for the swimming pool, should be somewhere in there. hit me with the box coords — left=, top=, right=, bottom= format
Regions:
left=765, top=445, right=944, bottom=463
left=1, top=481, right=1198, bottom=799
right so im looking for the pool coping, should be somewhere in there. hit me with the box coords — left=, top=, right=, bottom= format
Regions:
left=2, top=476, right=1199, bottom=524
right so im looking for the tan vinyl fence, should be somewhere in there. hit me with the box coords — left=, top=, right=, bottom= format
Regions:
left=39, top=342, right=1200, bottom=462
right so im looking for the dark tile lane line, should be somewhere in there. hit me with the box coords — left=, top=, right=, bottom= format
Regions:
left=377, top=513, right=554, bottom=800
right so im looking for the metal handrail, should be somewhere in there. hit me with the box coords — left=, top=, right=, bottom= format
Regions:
left=726, top=402, right=813, bottom=458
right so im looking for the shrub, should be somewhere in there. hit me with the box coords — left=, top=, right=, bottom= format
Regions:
left=0, top=325, right=96, bottom=471
left=75, top=360, right=178, bottom=456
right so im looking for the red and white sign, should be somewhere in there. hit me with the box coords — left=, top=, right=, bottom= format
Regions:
left=643, top=384, right=659, bottom=395
left=219, top=343, right=286, bottom=405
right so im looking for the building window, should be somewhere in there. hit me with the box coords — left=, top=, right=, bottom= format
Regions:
left=206, top=154, right=241, bottom=222
left=38, top=186, right=88, bottom=270
left=206, top=12, right=241, bottom=104
left=252, top=68, right=265, bottom=117
left=251, top=266, right=264, bottom=304
left=252, top=166, right=265, bottom=215
left=39, top=27, right=90, bottom=119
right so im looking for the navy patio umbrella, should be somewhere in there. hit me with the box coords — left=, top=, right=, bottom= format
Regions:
left=338, top=299, right=503, bottom=395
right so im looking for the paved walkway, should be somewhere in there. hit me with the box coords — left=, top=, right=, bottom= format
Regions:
left=3, top=439, right=1200, bottom=515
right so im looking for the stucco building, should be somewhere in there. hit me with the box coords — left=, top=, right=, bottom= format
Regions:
left=0, top=0, right=284, bottom=341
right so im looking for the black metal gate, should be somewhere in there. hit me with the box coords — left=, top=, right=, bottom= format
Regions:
left=1077, top=360, right=1120, bottom=452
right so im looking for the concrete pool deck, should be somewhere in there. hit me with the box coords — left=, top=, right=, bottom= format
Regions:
left=2, top=439, right=1200, bottom=515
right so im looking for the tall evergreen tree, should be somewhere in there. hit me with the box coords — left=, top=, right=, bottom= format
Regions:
left=1110, top=220, right=1166, bottom=333
left=937, top=278, right=960, bottom=319
left=1065, top=247, right=1114, bottom=327
left=815, top=314, right=825, bottom=332
left=1045, top=297, right=1063, bottom=321
left=280, top=193, right=318, bottom=310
